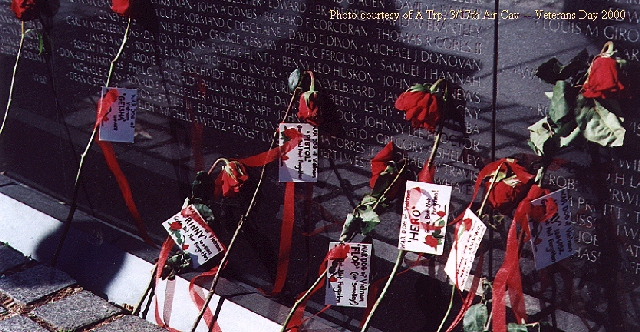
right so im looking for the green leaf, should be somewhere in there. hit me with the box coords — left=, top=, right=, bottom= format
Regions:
left=560, top=49, right=589, bottom=83
left=463, top=303, right=489, bottom=332
left=340, top=213, right=361, bottom=242
left=507, top=323, right=529, bottom=332
left=528, top=118, right=552, bottom=156
left=548, top=81, right=573, bottom=124
left=408, top=83, right=428, bottom=92
left=358, top=205, right=380, bottom=236
left=38, top=33, right=44, bottom=55
left=191, top=171, right=213, bottom=204
left=535, top=49, right=589, bottom=84
left=575, top=96, right=625, bottom=147
left=360, top=194, right=376, bottom=206
left=193, top=203, right=215, bottom=225
left=558, top=121, right=582, bottom=148
left=535, top=57, right=563, bottom=84
left=371, top=166, right=397, bottom=199
left=163, top=251, right=192, bottom=279
left=288, top=69, right=301, bottom=92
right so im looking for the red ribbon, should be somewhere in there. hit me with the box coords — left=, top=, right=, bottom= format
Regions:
left=492, top=185, right=555, bottom=332
left=154, top=235, right=224, bottom=332
left=265, top=181, right=296, bottom=296
left=154, top=236, right=181, bottom=332
left=239, top=128, right=303, bottom=167
left=95, top=90, right=153, bottom=244
left=239, top=127, right=304, bottom=296
left=189, top=269, right=223, bottom=332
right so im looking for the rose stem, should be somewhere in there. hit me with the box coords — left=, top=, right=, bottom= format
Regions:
left=189, top=84, right=301, bottom=332
left=361, top=119, right=444, bottom=332
left=0, top=21, right=26, bottom=136
left=52, top=17, right=132, bottom=267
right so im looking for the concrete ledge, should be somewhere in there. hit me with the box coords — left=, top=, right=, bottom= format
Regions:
left=0, top=183, right=287, bottom=331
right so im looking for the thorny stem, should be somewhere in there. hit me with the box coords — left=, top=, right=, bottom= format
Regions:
left=360, top=250, right=406, bottom=332
left=279, top=266, right=329, bottom=332
left=361, top=104, right=448, bottom=331
left=0, top=22, right=26, bottom=137
left=436, top=283, right=457, bottom=332
left=190, top=85, right=302, bottom=332
left=52, top=17, right=132, bottom=267
left=133, top=265, right=157, bottom=316
left=371, top=160, right=407, bottom=211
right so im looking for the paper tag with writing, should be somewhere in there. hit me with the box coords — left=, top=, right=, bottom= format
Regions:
left=99, top=87, right=137, bottom=143
left=279, top=123, right=318, bottom=182
left=162, top=205, right=224, bottom=268
left=529, top=189, right=574, bottom=270
left=398, top=181, right=452, bottom=255
left=325, top=242, right=371, bottom=308
left=445, top=209, right=486, bottom=289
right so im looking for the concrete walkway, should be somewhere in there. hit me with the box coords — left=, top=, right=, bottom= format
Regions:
left=0, top=243, right=166, bottom=332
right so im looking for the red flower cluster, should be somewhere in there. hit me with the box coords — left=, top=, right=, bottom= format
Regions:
left=214, top=161, right=248, bottom=198
left=582, top=55, right=625, bottom=99
left=480, top=159, right=534, bottom=214
left=11, top=0, right=40, bottom=21
left=395, top=84, right=442, bottom=132
left=169, top=221, right=182, bottom=230
left=111, top=0, right=130, bottom=16
left=298, top=91, right=322, bottom=126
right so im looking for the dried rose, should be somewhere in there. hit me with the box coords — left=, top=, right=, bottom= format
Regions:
left=582, top=55, right=625, bottom=99
left=480, top=159, right=534, bottom=215
left=395, top=83, right=442, bottom=132
left=298, top=90, right=323, bottom=126
left=111, top=0, right=130, bottom=17
left=11, top=0, right=40, bottom=21
left=214, top=161, right=248, bottom=198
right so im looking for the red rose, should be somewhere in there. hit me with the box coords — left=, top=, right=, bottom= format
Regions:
left=582, top=55, right=625, bottom=99
left=111, top=0, right=130, bottom=16
left=395, top=84, right=442, bottom=132
left=370, top=141, right=396, bottom=189
left=424, top=234, right=439, bottom=248
left=417, top=160, right=435, bottom=183
left=181, top=244, right=189, bottom=250
left=480, top=159, right=534, bottom=215
left=169, top=221, right=182, bottom=230
left=11, top=0, right=39, bottom=21
left=214, top=161, right=249, bottom=198
left=298, top=91, right=322, bottom=126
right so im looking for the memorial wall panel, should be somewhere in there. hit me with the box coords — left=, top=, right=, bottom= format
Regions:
left=0, top=0, right=639, bottom=330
